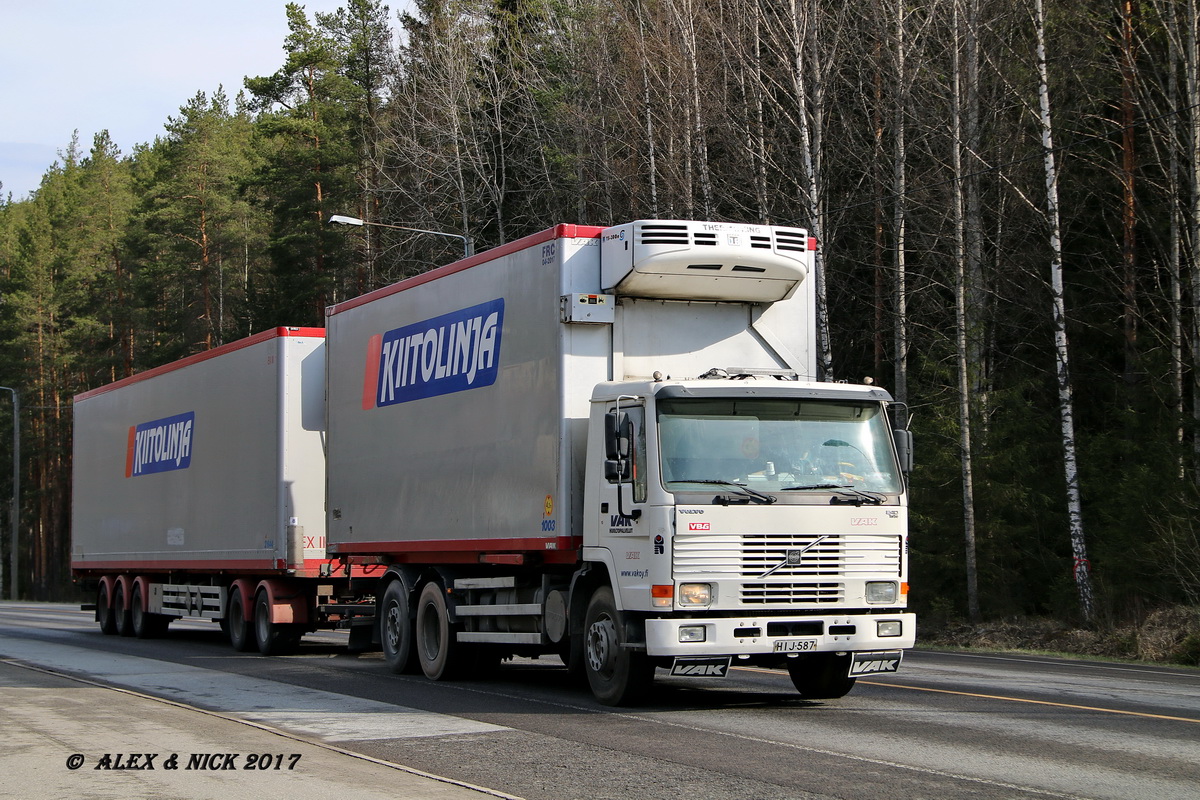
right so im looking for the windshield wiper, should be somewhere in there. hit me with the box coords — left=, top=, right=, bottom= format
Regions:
left=677, top=479, right=777, bottom=505
left=781, top=483, right=884, bottom=506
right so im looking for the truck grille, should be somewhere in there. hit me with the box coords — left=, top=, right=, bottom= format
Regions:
left=673, top=532, right=902, bottom=606
left=741, top=582, right=844, bottom=605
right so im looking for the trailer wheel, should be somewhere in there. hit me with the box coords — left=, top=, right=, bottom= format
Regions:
left=786, top=653, right=856, bottom=699
left=226, top=588, right=257, bottom=652
left=131, top=584, right=168, bottom=639
left=96, top=582, right=117, bottom=635
left=381, top=580, right=418, bottom=674
left=113, top=582, right=134, bottom=637
left=254, top=590, right=302, bottom=656
left=583, top=586, right=652, bottom=706
left=415, top=581, right=460, bottom=680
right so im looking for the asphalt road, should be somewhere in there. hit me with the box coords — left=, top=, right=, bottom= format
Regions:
left=2, top=602, right=1197, bottom=800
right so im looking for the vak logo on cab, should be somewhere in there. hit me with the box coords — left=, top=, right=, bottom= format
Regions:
left=363, top=298, right=504, bottom=409
left=125, top=411, right=195, bottom=477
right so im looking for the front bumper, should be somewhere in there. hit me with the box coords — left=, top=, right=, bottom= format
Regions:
left=644, top=612, right=916, bottom=657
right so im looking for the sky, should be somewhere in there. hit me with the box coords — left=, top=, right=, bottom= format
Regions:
left=0, top=0, right=395, bottom=202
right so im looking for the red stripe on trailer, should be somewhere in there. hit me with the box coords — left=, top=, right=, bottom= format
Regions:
left=329, top=535, right=581, bottom=553
left=74, top=326, right=326, bottom=403
left=362, top=333, right=383, bottom=410
left=71, top=557, right=346, bottom=574
left=124, top=426, right=136, bottom=478
left=329, top=536, right=583, bottom=565
left=327, top=224, right=607, bottom=317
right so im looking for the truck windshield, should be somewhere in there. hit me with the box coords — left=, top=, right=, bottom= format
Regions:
left=657, top=398, right=902, bottom=494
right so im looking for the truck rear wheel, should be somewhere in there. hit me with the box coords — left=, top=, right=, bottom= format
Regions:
left=583, top=586, right=652, bottom=706
left=96, top=582, right=117, bottom=635
left=786, top=653, right=856, bottom=699
left=113, top=582, right=134, bottom=637
left=381, top=580, right=418, bottom=674
left=227, top=588, right=257, bottom=652
left=131, top=584, right=168, bottom=639
left=415, top=581, right=460, bottom=680
left=254, top=590, right=302, bottom=656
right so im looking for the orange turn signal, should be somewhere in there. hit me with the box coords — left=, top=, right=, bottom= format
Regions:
left=651, top=584, right=674, bottom=608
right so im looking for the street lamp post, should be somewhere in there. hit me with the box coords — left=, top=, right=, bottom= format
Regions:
left=328, top=214, right=474, bottom=259
left=0, top=387, right=18, bottom=601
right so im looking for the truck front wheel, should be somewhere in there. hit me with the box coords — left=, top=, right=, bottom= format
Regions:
left=583, top=586, right=652, bottom=706
left=381, top=580, right=418, bottom=674
left=786, top=653, right=856, bottom=699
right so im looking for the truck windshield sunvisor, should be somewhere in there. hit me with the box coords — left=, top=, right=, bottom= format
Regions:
left=657, top=398, right=903, bottom=495
left=654, top=384, right=894, bottom=403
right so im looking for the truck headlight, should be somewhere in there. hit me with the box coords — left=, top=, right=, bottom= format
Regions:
left=678, top=583, right=713, bottom=607
left=866, top=581, right=898, bottom=604
left=877, top=620, right=903, bottom=637
left=679, top=626, right=707, bottom=643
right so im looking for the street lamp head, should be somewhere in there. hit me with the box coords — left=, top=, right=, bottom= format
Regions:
left=327, top=214, right=473, bottom=259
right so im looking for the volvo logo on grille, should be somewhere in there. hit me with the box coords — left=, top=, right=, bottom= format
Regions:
left=758, top=536, right=829, bottom=579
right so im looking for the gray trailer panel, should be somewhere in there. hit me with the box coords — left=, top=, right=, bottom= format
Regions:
left=71, top=328, right=326, bottom=572
left=326, top=230, right=588, bottom=552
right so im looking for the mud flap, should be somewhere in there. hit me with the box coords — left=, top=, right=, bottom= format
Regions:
left=848, top=650, right=903, bottom=677
left=669, top=656, right=732, bottom=677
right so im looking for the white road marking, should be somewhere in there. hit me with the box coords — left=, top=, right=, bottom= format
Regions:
left=0, top=634, right=507, bottom=742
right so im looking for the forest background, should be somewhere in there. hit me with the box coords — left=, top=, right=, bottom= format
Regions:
left=2, top=0, right=1199, bottom=659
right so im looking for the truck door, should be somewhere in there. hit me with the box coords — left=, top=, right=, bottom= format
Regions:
left=603, top=401, right=647, bottom=527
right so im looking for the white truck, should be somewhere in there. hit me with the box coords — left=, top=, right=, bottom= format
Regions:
left=72, top=219, right=915, bottom=705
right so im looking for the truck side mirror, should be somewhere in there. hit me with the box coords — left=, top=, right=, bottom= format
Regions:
left=605, top=459, right=631, bottom=482
left=603, top=408, right=641, bottom=520
left=605, top=410, right=632, bottom=461
left=605, top=410, right=633, bottom=481
left=893, top=429, right=913, bottom=473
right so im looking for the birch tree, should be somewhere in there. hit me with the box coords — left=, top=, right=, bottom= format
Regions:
left=779, top=0, right=832, bottom=378
left=1188, top=0, right=1200, bottom=485
left=1034, top=0, right=1095, bottom=623
left=892, top=0, right=910, bottom=418
left=952, top=0, right=981, bottom=623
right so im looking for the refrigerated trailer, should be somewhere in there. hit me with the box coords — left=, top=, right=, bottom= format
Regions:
left=68, top=327, right=363, bottom=653
left=73, top=220, right=915, bottom=705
